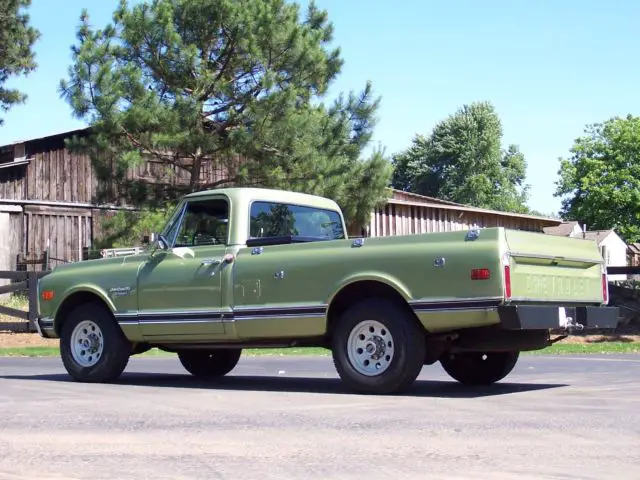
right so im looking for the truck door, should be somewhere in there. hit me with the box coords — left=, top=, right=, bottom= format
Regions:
left=136, top=195, right=231, bottom=339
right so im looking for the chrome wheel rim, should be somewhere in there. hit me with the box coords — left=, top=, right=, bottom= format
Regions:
left=70, top=320, right=104, bottom=367
left=347, top=320, right=395, bottom=376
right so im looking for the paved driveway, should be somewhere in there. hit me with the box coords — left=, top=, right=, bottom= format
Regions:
left=1, top=354, right=639, bottom=479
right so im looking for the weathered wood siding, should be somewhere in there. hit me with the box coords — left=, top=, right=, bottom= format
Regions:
left=26, top=139, right=94, bottom=203
left=1, top=131, right=244, bottom=205
left=22, top=206, right=93, bottom=267
left=0, top=163, right=27, bottom=200
left=364, top=202, right=558, bottom=238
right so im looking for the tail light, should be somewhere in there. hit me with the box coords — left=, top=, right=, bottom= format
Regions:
left=504, top=265, right=512, bottom=299
left=602, top=273, right=608, bottom=304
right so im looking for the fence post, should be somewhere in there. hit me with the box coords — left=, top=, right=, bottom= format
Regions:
left=27, top=271, right=39, bottom=333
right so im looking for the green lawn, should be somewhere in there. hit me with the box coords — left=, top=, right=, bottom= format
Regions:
left=0, top=343, right=638, bottom=358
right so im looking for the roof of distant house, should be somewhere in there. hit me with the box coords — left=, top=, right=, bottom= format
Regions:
left=542, top=221, right=581, bottom=236
left=582, top=230, right=615, bottom=244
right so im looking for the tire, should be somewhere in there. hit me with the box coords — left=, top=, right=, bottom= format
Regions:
left=177, top=348, right=242, bottom=378
left=59, top=302, right=131, bottom=383
left=331, top=298, right=426, bottom=395
left=440, top=351, right=520, bottom=386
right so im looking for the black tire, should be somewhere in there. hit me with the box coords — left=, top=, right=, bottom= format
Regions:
left=177, top=348, right=242, bottom=378
left=60, top=302, right=131, bottom=383
left=440, top=351, right=520, bottom=386
left=331, top=298, right=426, bottom=395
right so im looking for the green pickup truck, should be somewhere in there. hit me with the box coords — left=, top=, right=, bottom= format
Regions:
left=35, top=187, right=619, bottom=394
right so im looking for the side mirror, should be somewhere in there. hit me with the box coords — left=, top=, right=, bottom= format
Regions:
left=157, top=234, right=169, bottom=250
left=150, top=234, right=170, bottom=255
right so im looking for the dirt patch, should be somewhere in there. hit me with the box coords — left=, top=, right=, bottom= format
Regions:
left=0, top=332, right=59, bottom=348
left=558, top=334, right=640, bottom=344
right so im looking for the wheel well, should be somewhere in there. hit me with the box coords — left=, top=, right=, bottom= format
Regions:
left=326, top=280, right=421, bottom=338
left=54, top=291, right=112, bottom=336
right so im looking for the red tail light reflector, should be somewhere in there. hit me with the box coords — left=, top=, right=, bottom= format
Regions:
left=504, top=265, right=512, bottom=299
left=602, top=273, right=608, bottom=304
left=471, top=268, right=491, bottom=280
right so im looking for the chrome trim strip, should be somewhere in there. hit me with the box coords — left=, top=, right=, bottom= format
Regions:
left=508, top=252, right=603, bottom=264
left=408, top=296, right=503, bottom=306
left=132, top=319, right=224, bottom=325
left=137, top=310, right=222, bottom=317
left=233, top=313, right=326, bottom=321
left=33, top=318, right=44, bottom=337
left=413, top=307, right=499, bottom=313
left=115, top=306, right=328, bottom=324
left=232, top=304, right=328, bottom=313
left=506, top=297, right=601, bottom=304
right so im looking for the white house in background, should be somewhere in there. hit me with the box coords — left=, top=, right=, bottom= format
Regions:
left=543, top=222, right=629, bottom=281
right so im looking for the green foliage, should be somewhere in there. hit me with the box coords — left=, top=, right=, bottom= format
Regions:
left=92, top=206, right=176, bottom=249
left=555, top=114, right=640, bottom=243
left=391, top=101, right=530, bottom=213
left=59, top=0, right=391, bottom=246
left=0, top=0, right=40, bottom=125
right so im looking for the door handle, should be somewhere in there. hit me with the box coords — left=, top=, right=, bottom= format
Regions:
left=201, top=258, right=221, bottom=266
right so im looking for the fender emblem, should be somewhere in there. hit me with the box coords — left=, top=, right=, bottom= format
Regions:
left=109, top=286, right=133, bottom=297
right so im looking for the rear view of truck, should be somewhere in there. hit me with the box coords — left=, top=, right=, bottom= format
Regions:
left=498, top=229, right=617, bottom=331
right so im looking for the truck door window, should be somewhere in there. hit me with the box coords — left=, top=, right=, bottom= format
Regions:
left=249, top=201, right=344, bottom=240
left=172, top=198, right=229, bottom=247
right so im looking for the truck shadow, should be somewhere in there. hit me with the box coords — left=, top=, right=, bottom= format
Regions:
left=0, top=372, right=567, bottom=398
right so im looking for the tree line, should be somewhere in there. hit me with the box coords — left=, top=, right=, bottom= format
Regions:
left=1, top=0, right=639, bottom=245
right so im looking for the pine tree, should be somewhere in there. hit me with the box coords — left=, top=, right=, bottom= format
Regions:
left=59, top=0, right=391, bottom=246
left=0, top=0, right=40, bottom=125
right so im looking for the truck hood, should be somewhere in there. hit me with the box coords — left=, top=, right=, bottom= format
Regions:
left=50, top=252, right=150, bottom=274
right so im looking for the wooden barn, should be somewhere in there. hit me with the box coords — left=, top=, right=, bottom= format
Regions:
left=0, top=128, right=240, bottom=271
left=360, top=190, right=561, bottom=238
left=0, top=127, right=563, bottom=272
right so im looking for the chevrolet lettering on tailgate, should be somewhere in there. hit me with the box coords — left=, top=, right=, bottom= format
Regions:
left=34, top=187, right=619, bottom=394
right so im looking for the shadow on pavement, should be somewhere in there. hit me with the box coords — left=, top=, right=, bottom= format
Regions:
left=0, top=372, right=568, bottom=398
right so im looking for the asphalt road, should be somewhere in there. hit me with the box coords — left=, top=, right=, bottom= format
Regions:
left=0, top=354, right=639, bottom=480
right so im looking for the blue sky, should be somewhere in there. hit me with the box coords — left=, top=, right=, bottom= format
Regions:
left=1, top=0, right=638, bottom=215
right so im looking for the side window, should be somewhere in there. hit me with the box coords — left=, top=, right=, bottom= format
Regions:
left=249, top=201, right=345, bottom=240
left=171, top=198, right=229, bottom=247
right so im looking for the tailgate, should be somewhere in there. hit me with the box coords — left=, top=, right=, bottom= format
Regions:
left=503, top=230, right=606, bottom=304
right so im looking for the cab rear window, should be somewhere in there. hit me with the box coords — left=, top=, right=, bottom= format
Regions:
left=249, top=201, right=344, bottom=240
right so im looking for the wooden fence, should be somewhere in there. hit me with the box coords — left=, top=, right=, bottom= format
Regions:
left=0, top=251, right=50, bottom=333
left=0, top=270, right=48, bottom=332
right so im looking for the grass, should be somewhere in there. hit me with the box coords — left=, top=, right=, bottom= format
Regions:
left=0, top=343, right=637, bottom=358
left=0, top=294, right=28, bottom=318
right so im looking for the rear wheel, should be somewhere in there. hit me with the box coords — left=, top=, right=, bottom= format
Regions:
left=60, top=302, right=131, bottom=383
left=440, top=351, right=519, bottom=386
left=331, top=298, right=426, bottom=394
left=177, top=349, right=242, bottom=378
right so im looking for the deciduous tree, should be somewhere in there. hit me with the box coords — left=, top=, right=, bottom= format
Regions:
left=391, top=101, right=530, bottom=213
left=555, top=114, right=640, bottom=243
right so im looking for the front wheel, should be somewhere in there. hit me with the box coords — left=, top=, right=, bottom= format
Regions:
left=331, top=299, right=426, bottom=395
left=440, top=351, right=520, bottom=386
left=177, top=349, right=242, bottom=378
left=60, top=302, right=131, bottom=383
